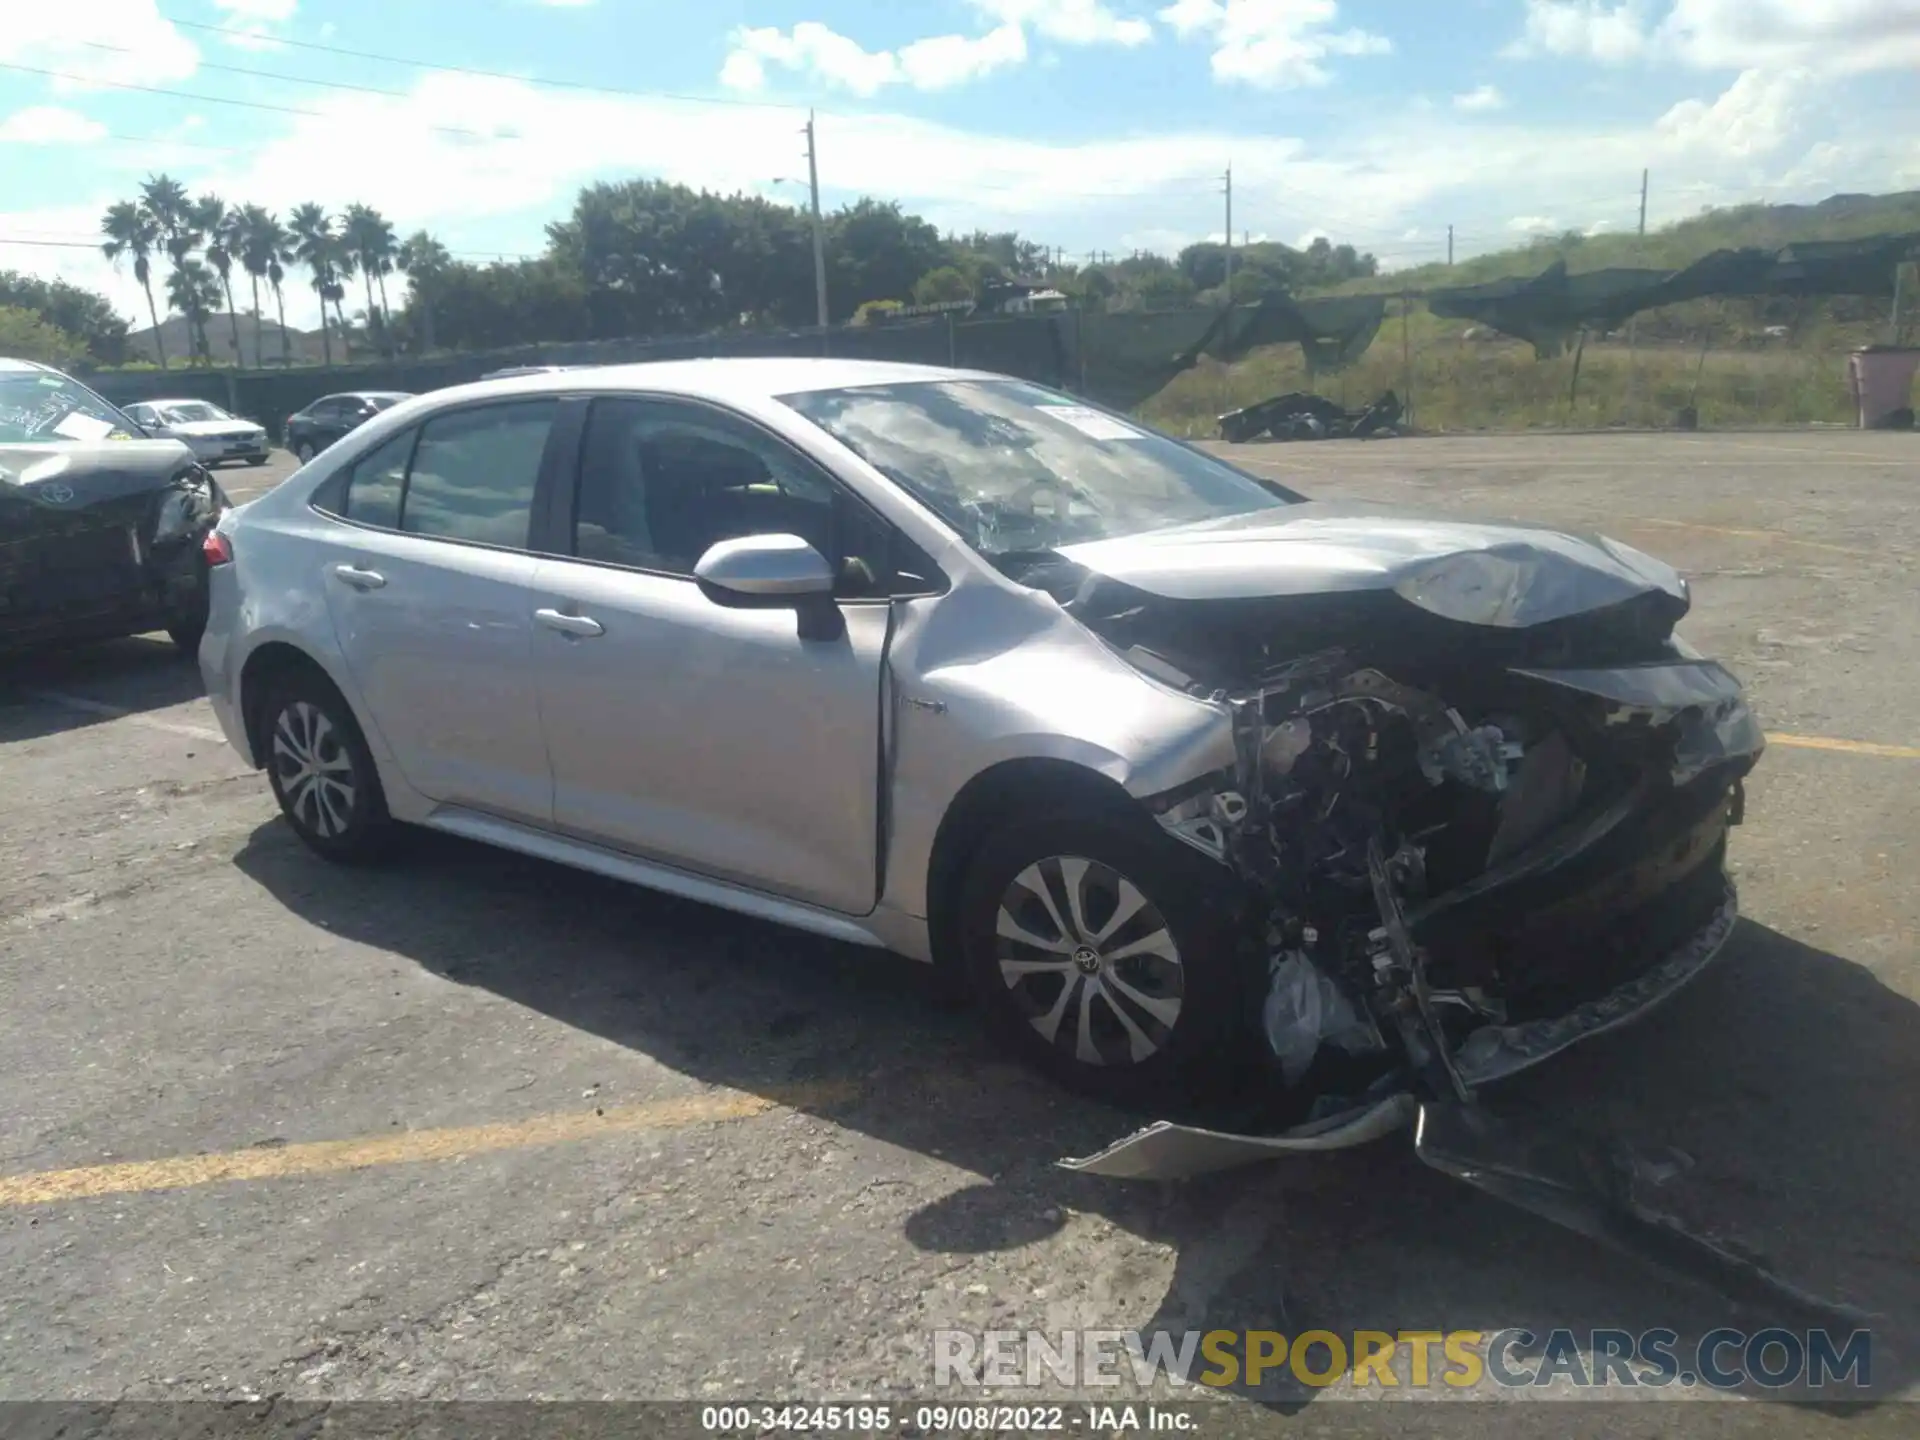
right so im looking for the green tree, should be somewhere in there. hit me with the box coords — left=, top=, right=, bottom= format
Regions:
left=140, top=173, right=208, bottom=360
left=397, top=230, right=451, bottom=352
left=0, top=305, right=86, bottom=368
left=100, top=200, right=166, bottom=368
left=0, top=272, right=128, bottom=365
left=826, top=199, right=946, bottom=321
left=195, top=194, right=246, bottom=366
left=343, top=203, right=399, bottom=352
left=237, top=205, right=290, bottom=367
left=911, top=266, right=973, bottom=305
left=289, top=203, right=339, bottom=366
left=165, top=259, right=222, bottom=364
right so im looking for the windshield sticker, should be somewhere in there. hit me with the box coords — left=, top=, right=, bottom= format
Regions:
left=1037, top=404, right=1144, bottom=441
left=52, top=411, right=116, bottom=442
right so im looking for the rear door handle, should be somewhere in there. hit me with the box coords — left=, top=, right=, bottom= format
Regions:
left=331, top=564, right=387, bottom=590
left=534, top=608, right=605, bottom=638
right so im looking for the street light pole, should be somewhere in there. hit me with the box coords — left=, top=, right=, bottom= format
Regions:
left=805, top=110, right=829, bottom=329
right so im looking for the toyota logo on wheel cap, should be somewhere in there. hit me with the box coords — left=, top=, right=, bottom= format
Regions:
left=39, top=482, right=76, bottom=505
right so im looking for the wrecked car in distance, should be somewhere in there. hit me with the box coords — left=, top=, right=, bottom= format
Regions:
left=197, top=360, right=1762, bottom=1174
left=2, top=358, right=230, bottom=657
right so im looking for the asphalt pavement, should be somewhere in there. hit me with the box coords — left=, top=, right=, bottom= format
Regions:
left=2, top=434, right=1916, bottom=1433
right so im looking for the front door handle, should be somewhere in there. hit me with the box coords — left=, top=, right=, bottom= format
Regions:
left=534, top=608, right=605, bottom=638
left=331, top=564, right=387, bottom=590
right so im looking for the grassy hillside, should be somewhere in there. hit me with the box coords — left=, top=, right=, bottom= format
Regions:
left=1136, top=191, right=1919, bottom=435
left=1336, top=190, right=1920, bottom=296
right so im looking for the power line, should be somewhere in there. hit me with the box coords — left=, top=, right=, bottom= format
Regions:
left=81, top=40, right=430, bottom=102
left=0, top=62, right=519, bottom=140
left=161, top=14, right=809, bottom=113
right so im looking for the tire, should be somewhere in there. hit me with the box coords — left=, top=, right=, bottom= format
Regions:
left=165, top=558, right=211, bottom=657
left=247, top=455, right=268, bottom=466
left=294, top=440, right=316, bottom=464
left=258, top=668, right=394, bottom=864
left=956, top=806, right=1257, bottom=1111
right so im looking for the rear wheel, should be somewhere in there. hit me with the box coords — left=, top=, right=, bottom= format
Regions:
left=258, top=669, right=393, bottom=863
left=246, top=455, right=268, bottom=466
left=957, top=808, right=1255, bottom=1110
left=294, top=439, right=316, bottom=464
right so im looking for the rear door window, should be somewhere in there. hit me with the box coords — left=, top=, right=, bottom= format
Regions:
left=338, top=428, right=414, bottom=528
left=398, top=400, right=556, bottom=548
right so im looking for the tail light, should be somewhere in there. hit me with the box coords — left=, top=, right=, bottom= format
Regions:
left=203, top=529, right=233, bottom=566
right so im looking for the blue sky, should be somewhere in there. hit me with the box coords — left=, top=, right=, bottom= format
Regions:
left=4, top=0, right=1919, bottom=327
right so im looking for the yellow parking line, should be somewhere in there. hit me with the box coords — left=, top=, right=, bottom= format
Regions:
left=1768, top=733, right=1920, bottom=761
left=0, top=1082, right=857, bottom=1208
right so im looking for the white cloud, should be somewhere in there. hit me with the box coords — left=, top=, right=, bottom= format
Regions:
left=721, top=20, right=1027, bottom=95
left=1507, top=0, right=1920, bottom=73
left=0, top=105, right=108, bottom=144
left=0, top=0, right=198, bottom=90
left=8, top=49, right=1920, bottom=327
left=211, top=0, right=295, bottom=51
left=1658, top=0, right=1920, bottom=74
left=1504, top=1, right=1650, bottom=62
left=1657, top=68, right=1804, bottom=156
left=971, top=0, right=1155, bottom=45
left=1453, top=83, right=1506, bottom=111
left=1157, top=0, right=1391, bottom=87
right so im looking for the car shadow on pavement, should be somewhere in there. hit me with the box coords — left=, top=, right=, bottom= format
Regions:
left=233, top=822, right=1917, bottom=1411
left=0, top=635, right=204, bottom=742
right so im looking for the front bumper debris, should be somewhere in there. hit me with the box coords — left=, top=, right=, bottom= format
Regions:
left=1060, top=877, right=1740, bottom=1179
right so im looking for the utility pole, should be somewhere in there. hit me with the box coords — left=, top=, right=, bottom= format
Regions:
left=1638, top=167, right=1649, bottom=236
left=804, top=110, right=829, bottom=329
left=1447, top=225, right=1454, bottom=267
left=1221, top=164, right=1233, bottom=301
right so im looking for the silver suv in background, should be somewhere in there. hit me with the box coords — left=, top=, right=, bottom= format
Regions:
left=197, top=359, right=1761, bottom=1167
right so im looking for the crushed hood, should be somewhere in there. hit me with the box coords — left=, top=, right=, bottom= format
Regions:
left=1056, top=502, right=1687, bottom=628
left=0, top=440, right=202, bottom=513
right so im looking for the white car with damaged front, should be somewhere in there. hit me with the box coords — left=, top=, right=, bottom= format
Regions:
left=195, top=358, right=1764, bottom=1178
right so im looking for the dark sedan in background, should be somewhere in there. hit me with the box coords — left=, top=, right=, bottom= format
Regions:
left=283, top=391, right=412, bottom=463
left=1, top=358, right=228, bottom=656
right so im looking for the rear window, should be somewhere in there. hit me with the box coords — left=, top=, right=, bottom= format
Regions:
left=398, top=401, right=555, bottom=546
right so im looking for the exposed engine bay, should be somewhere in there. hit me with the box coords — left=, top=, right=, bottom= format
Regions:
left=1001, top=551, right=1764, bottom=1154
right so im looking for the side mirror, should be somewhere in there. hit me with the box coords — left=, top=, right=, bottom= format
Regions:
left=693, top=533, right=834, bottom=602
left=693, top=534, right=842, bottom=639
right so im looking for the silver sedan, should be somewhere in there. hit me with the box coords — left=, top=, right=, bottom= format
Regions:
left=198, top=359, right=1762, bottom=1169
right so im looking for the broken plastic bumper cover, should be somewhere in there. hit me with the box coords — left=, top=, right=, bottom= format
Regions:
left=1060, top=876, right=1740, bottom=1180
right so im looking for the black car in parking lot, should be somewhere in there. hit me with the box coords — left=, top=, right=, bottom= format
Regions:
left=1, top=358, right=229, bottom=656
left=283, top=391, right=412, bottom=463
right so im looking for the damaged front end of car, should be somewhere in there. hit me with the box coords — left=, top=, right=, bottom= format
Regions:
left=999, top=510, right=1765, bottom=1180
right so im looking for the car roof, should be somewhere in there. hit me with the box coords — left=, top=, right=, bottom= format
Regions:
left=443, top=356, right=988, bottom=404
left=140, top=397, right=221, bottom=408
left=0, top=357, right=57, bottom=374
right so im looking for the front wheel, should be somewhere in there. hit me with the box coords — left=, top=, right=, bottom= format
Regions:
left=259, top=670, right=394, bottom=863
left=956, top=808, right=1255, bottom=1110
left=294, top=440, right=316, bottom=464
left=246, top=455, right=268, bottom=466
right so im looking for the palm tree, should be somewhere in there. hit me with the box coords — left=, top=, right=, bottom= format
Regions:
left=397, top=230, right=450, bottom=353
left=197, top=194, right=246, bottom=366
left=236, top=205, right=274, bottom=366
left=289, top=203, right=337, bottom=366
left=100, top=201, right=166, bottom=369
left=140, top=174, right=204, bottom=359
left=329, top=241, right=357, bottom=360
left=165, top=259, right=223, bottom=365
left=343, top=204, right=398, bottom=353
